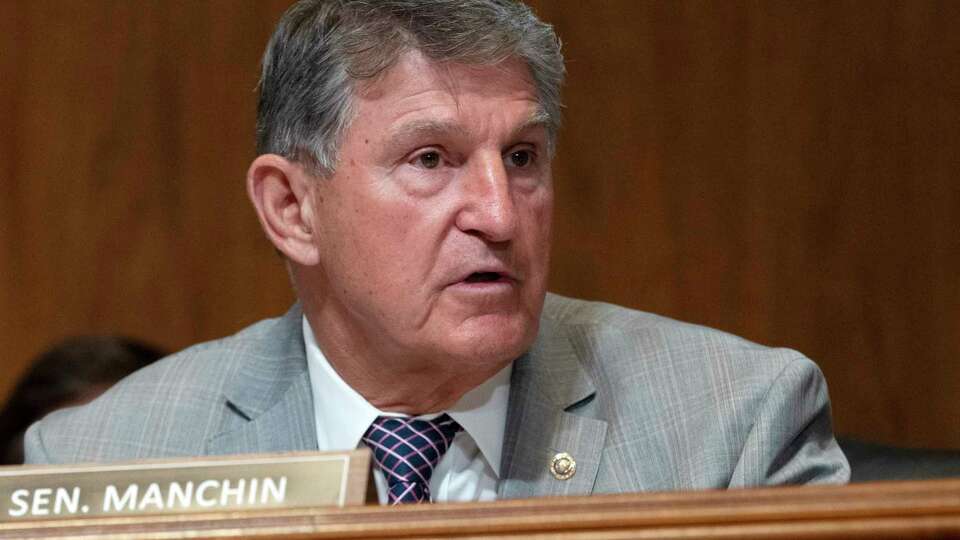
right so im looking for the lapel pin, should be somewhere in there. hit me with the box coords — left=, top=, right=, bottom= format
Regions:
left=550, top=452, right=576, bottom=480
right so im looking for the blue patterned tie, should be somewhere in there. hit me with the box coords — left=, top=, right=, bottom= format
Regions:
left=361, top=414, right=462, bottom=504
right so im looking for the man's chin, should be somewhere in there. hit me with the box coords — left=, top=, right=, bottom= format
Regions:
left=445, top=313, right=539, bottom=365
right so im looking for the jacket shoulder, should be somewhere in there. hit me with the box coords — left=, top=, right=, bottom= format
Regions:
left=24, top=314, right=288, bottom=465
left=543, top=292, right=803, bottom=372
left=541, top=293, right=845, bottom=489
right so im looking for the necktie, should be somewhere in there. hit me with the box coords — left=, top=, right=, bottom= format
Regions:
left=361, top=414, right=462, bottom=504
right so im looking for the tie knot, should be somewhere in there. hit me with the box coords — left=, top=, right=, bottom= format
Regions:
left=361, top=414, right=462, bottom=504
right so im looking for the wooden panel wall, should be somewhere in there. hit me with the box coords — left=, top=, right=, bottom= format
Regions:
left=2, top=1, right=958, bottom=448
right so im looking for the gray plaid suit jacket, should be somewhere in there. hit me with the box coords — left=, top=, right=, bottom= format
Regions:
left=24, top=294, right=849, bottom=495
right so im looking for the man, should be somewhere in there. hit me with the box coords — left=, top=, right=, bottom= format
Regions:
left=25, top=0, right=849, bottom=502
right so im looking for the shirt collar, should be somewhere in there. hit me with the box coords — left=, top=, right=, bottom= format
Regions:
left=303, top=316, right=511, bottom=476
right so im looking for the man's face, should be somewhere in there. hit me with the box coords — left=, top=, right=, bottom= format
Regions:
left=302, top=51, right=553, bottom=374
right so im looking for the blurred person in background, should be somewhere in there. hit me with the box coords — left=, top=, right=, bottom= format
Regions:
left=0, top=336, right=164, bottom=465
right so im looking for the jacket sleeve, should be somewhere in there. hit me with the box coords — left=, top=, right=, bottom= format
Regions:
left=728, top=355, right=850, bottom=487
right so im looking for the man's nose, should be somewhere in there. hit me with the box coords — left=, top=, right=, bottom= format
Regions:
left=455, top=153, right=518, bottom=242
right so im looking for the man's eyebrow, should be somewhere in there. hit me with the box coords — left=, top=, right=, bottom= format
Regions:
left=509, top=108, right=551, bottom=142
left=385, top=119, right=469, bottom=148
left=381, top=107, right=551, bottom=158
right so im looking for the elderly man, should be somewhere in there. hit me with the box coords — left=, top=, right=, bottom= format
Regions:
left=25, top=0, right=848, bottom=503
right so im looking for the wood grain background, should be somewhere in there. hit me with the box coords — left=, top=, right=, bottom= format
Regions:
left=2, top=1, right=958, bottom=448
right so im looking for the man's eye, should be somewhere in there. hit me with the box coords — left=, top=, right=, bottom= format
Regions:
left=416, top=151, right=441, bottom=169
left=508, top=149, right=533, bottom=168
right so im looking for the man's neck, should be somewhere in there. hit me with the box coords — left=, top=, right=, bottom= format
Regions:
left=302, top=311, right=509, bottom=415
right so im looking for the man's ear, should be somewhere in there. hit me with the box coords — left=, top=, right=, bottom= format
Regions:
left=246, top=154, right=320, bottom=266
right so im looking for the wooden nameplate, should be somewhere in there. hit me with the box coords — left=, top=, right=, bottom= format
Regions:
left=0, top=450, right=372, bottom=522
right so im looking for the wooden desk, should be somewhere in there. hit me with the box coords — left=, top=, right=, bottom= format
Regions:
left=2, top=479, right=959, bottom=539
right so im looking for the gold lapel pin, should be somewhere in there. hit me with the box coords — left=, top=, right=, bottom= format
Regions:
left=550, top=452, right=576, bottom=480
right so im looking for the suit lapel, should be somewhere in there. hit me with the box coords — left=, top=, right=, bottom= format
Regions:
left=499, top=315, right=608, bottom=499
left=206, top=305, right=318, bottom=455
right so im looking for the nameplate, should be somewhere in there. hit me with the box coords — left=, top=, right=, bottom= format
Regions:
left=0, top=450, right=371, bottom=521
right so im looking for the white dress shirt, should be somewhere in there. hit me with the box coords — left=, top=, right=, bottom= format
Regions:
left=302, top=317, right=510, bottom=504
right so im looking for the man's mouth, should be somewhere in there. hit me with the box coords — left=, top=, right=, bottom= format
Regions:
left=464, top=271, right=505, bottom=283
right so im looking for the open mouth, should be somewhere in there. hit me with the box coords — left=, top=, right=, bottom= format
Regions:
left=464, top=271, right=504, bottom=283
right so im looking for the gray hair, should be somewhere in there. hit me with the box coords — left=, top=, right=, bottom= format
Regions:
left=255, top=0, right=565, bottom=176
